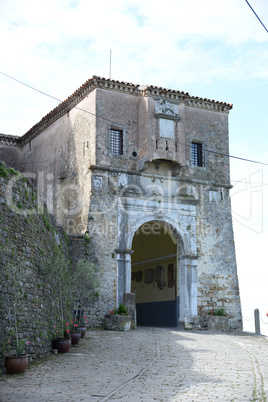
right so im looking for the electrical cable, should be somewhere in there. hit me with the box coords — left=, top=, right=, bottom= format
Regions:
left=231, top=179, right=268, bottom=186
left=260, top=315, right=268, bottom=325
left=242, top=315, right=254, bottom=321
left=204, top=148, right=268, bottom=167
left=11, top=159, right=268, bottom=187
left=0, top=71, right=122, bottom=127
left=244, top=0, right=268, bottom=33
left=1, top=70, right=268, bottom=167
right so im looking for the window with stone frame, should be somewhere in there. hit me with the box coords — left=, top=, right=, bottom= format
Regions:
left=110, top=128, right=123, bottom=155
left=191, top=142, right=204, bottom=167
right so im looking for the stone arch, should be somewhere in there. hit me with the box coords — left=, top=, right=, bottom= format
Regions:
left=126, top=215, right=186, bottom=254
left=123, top=216, right=196, bottom=327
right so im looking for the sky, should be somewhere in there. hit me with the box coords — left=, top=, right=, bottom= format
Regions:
left=0, top=0, right=268, bottom=334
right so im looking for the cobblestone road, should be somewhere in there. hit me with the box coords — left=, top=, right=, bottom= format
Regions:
left=1, top=327, right=268, bottom=401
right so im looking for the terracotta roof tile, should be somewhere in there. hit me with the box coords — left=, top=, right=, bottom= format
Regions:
left=17, top=76, right=233, bottom=145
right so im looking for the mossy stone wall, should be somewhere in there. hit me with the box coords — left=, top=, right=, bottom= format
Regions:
left=0, top=165, right=69, bottom=370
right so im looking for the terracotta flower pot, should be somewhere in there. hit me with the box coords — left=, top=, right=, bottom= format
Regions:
left=52, top=338, right=71, bottom=353
left=79, top=327, right=87, bottom=338
left=70, top=331, right=81, bottom=345
left=5, top=354, right=29, bottom=374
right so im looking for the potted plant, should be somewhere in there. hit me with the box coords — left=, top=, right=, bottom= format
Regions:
left=70, top=259, right=100, bottom=334
left=103, top=304, right=132, bottom=331
left=51, top=322, right=71, bottom=353
left=44, top=255, right=72, bottom=353
left=3, top=337, right=30, bottom=374
left=69, top=319, right=81, bottom=345
left=0, top=263, right=31, bottom=374
left=78, top=315, right=89, bottom=338
left=207, top=308, right=229, bottom=331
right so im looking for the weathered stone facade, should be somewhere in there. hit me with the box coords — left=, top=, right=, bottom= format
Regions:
left=0, top=76, right=242, bottom=330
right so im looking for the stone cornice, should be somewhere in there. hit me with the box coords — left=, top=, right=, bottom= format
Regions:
left=139, top=84, right=232, bottom=113
left=89, top=163, right=232, bottom=189
left=179, top=254, right=199, bottom=260
left=13, top=75, right=232, bottom=146
left=154, top=112, right=181, bottom=122
left=95, top=77, right=232, bottom=112
left=115, top=249, right=134, bottom=255
left=0, top=134, right=20, bottom=146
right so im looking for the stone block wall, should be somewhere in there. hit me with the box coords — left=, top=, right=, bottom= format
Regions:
left=196, top=184, right=242, bottom=330
left=0, top=164, right=69, bottom=371
left=68, top=235, right=106, bottom=328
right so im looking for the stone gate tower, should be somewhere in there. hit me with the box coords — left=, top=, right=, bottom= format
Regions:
left=0, top=76, right=242, bottom=330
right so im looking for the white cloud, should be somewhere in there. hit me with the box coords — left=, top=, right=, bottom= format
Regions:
left=0, top=0, right=267, bottom=131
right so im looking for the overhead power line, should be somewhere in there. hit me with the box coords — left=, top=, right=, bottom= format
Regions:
left=244, top=0, right=268, bottom=33
left=203, top=148, right=268, bottom=167
left=1, top=71, right=268, bottom=167
left=0, top=71, right=118, bottom=126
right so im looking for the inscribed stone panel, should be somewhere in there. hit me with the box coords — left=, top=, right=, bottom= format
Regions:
left=160, top=119, right=174, bottom=139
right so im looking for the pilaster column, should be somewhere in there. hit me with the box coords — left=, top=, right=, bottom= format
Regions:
left=179, top=255, right=198, bottom=325
left=115, top=249, right=134, bottom=305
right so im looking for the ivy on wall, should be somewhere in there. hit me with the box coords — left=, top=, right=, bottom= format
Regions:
left=0, top=163, right=101, bottom=370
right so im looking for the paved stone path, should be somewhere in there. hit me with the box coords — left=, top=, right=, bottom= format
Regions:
left=0, top=327, right=268, bottom=401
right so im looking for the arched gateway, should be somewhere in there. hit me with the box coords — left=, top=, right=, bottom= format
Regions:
left=131, top=221, right=179, bottom=326
left=116, top=210, right=198, bottom=328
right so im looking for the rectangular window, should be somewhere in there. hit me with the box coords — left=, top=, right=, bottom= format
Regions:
left=191, top=142, right=203, bottom=167
left=110, top=128, right=123, bottom=155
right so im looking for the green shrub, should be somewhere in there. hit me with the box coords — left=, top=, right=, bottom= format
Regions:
left=208, top=308, right=226, bottom=316
left=43, top=214, right=51, bottom=231
left=111, top=304, right=129, bottom=316
left=0, top=162, right=19, bottom=177
left=0, top=162, right=8, bottom=177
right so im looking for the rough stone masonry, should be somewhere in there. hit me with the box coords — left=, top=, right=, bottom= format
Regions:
left=0, top=76, right=242, bottom=330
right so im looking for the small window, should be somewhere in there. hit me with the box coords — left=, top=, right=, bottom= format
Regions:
left=110, top=128, right=123, bottom=155
left=191, top=142, right=203, bottom=167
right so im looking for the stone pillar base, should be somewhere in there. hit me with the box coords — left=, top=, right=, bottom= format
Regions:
left=123, top=293, right=136, bottom=329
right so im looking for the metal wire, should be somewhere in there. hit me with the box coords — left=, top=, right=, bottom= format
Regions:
left=244, top=0, right=268, bottom=33
left=242, top=315, right=254, bottom=321
left=260, top=315, right=268, bottom=325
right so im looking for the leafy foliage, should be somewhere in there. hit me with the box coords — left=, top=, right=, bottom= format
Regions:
left=0, top=162, right=20, bottom=178
left=208, top=308, right=226, bottom=316
left=71, top=259, right=100, bottom=304
left=43, top=253, right=72, bottom=339
left=0, top=162, right=8, bottom=177
left=110, top=304, right=129, bottom=316
left=0, top=262, right=30, bottom=355
left=71, top=259, right=100, bottom=324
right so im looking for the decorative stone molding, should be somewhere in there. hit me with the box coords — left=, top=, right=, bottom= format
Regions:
left=118, top=173, right=128, bottom=187
left=155, top=99, right=180, bottom=121
left=92, top=176, right=102, bottom=190
left=89, top=164, right=232, bottom=189
left=0, top=134, right=19, bottom=146
left=115, top=249, right=134, bottom=255
left=209, top=190, right=219, bottom=203
left=179, top=254, right=199, bottom=260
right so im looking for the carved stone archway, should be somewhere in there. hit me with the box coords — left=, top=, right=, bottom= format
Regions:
left=117, top=213, right=198, bottom=327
